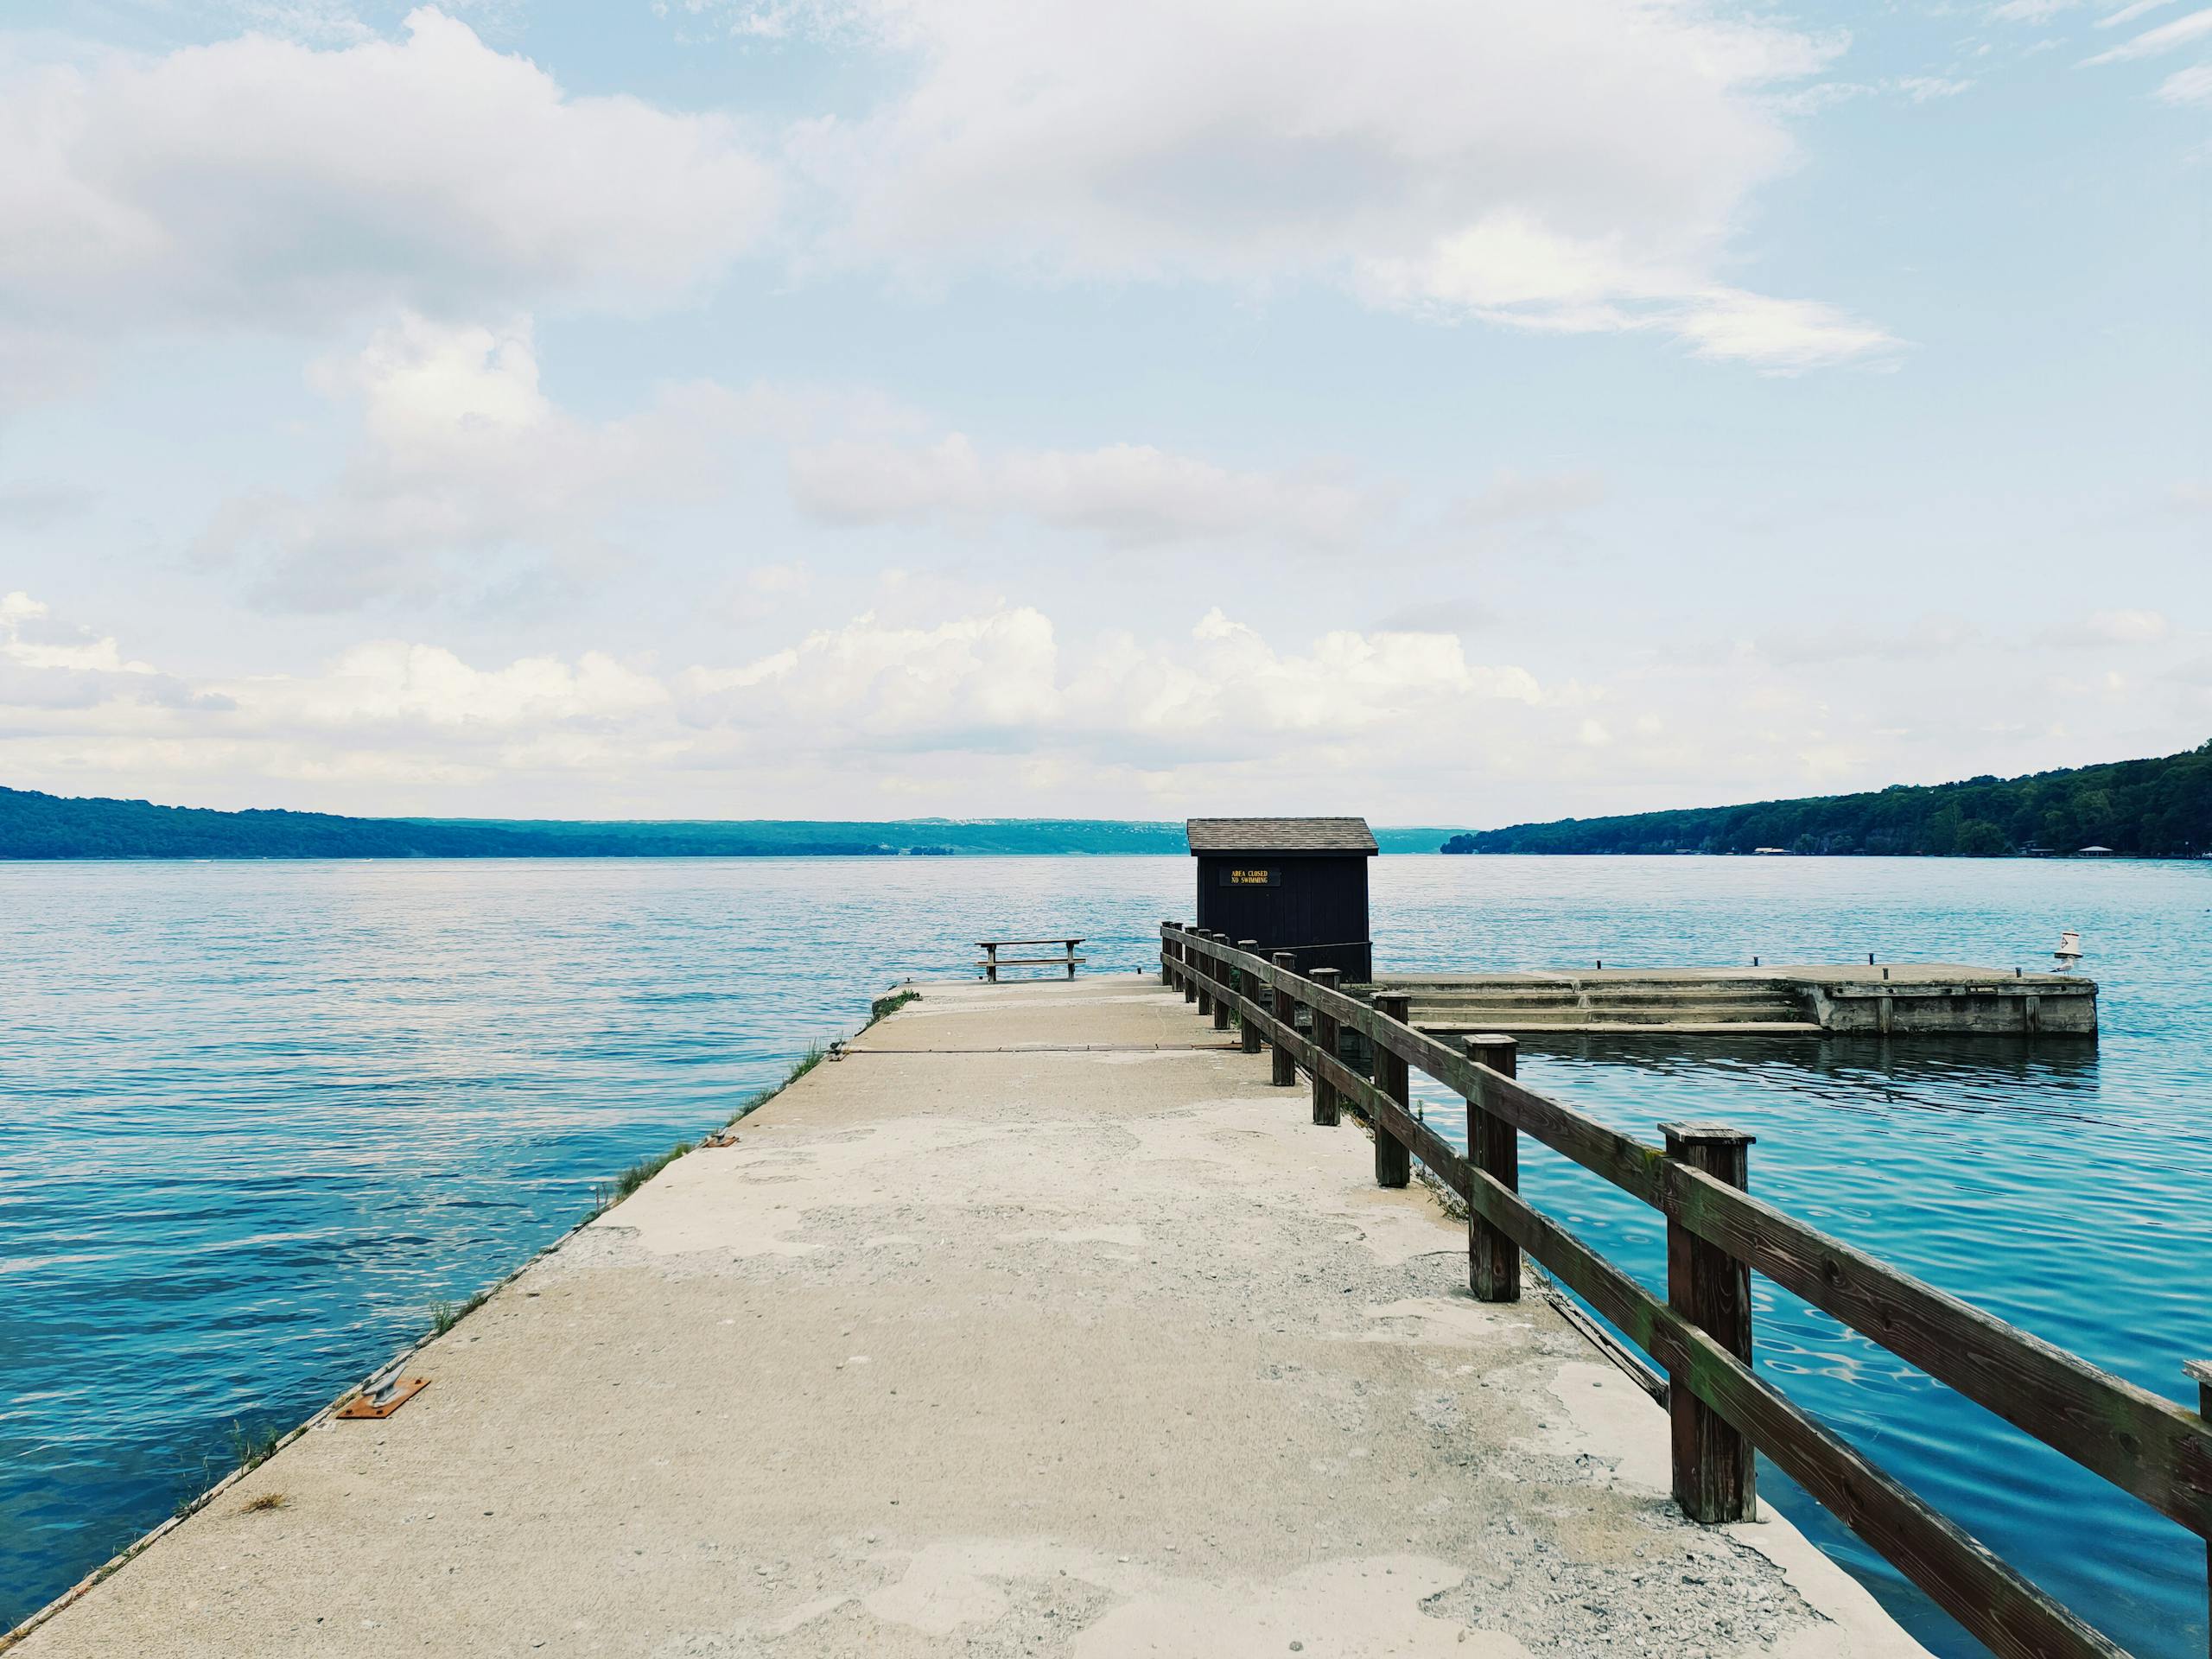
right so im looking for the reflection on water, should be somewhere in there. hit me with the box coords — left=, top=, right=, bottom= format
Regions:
left=2, top=854, right=2207, bottom=1659
left=1534, top=1030, right=2104, bottom=1090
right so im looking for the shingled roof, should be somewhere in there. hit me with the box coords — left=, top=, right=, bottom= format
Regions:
left=1185, top=817, right=1377, bottom=855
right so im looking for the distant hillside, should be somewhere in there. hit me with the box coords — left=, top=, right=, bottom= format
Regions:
left=411, top=816, right=1193, bottom=858
left=0, top=789, right=1462, bottom=860
left=1440, top=741, right=2212, bottom=858
left=425, top=817, right=1465, bottom=856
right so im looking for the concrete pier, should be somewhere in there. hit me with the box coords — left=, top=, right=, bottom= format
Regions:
left=16, top=976, right=1924, bottom=1659
left=1374, top=964, right=2096, bottom=1037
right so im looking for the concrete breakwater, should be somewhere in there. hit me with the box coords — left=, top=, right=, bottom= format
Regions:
left=9, top=976, right=1920, bottom=1658
left=1369, top=964, right=2096, bottom=1037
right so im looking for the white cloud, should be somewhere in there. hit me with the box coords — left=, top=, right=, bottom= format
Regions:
left=2042, top=608, right=2171, bottom=645
left=687, top=606, right=1065, bottom=737
left=194, top=312, right=808, bottom=610
left=1777, top=76, right=1976, bottom=113
left=0, top=0, right=1895, bottom=396
left=747, top=562, right=811, bottom=595
left=1, top=591, right=154, bottom=674
left=3, top=590, right=669, bottom=733
left=0, top=591, right=677, bottom=791
left=0, top=587, right=1554, bottom=804
left=1755, top=614, right=1983, bottom=667
left=1453, top=470, right=1607, bottom=526
left=2085, top=5, right=2212, bottom=60
left=10, top=586, right=2212, bottom=818
left=220, top=640, right=669, bottom=730
left=0, top=590, right=210, bottom=714
left=1892, top=76, right=1977, bottom=100
left=2156, top=59, right=2212, bottom=98
left=2101, top=1, right=2182, bottom=26
left=1358, top=215, right=1897, bottom=372
left=1666, top=288, right=1898, bottom=372
left=787, top=434, right=1373, bottom=548
left=779, top=0, right=1887, bottom=369
left=198, top=315, right=1376, bottom=607
left=0, top=10, right=775, bottom=387
left=683, top=602, right=1541, bottom=766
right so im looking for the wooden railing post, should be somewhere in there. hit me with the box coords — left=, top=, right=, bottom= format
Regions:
left=1372, top=992, right=1412, bottom=1188
left=2189, top=1358, right=2211, bottom=1655
left=1208, top=932, right=1230, bottom=1032
left=1269, top=952, right=1299, bottom=1087
left=984, top=942, right=1000, bottom=983
left=1193, top=933, right=1212, bottom=1016
left=1182, top=930, right=1198, bottom=1003
left=1161, top=923, right=1177, bottom=987
left=1308, top=968, right=1341, bottom=1125
left=1237, top=941, right=1262, bottom=1052
left=1465, top=1034, right=1521, bottom=1302
left=1662, top=1121, right=1757, bottom=1522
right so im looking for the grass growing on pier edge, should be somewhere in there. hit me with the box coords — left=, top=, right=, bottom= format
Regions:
left=594, top=989, right=922, bottom=1212
left=225, top=1420, right=283, bottom=1476
left=592, top=1039, right=829, bottom=1212
left=429, top=1287, right=493, bottom=1337
left=594, top=1140, right=696, bottom=1213
left=721, top=1044, right=824, bottom=1130
left=869, top=988, right=920, bottom=1026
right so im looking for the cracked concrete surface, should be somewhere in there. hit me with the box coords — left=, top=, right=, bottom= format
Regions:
left=18, top=976, right=1929, bottom=1659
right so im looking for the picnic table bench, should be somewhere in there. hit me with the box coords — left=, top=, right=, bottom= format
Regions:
left=976, top=938, right=1086, bottom=982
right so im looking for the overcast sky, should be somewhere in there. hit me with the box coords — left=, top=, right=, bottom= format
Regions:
left=2, top=0, right=2207, bottom=825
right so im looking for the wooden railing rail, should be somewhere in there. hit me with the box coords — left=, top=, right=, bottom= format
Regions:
left=1158, top=923, right=2209, bottom=1659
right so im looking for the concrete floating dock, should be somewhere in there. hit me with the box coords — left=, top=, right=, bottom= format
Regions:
left=16, top=976, right=1923, bottom=1659
left=1373, top=965, right=2096, bottom=1037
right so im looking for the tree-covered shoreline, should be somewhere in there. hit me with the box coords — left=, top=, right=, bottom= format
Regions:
left=0, top=790, right=1177, bottom=859
left=1440, top=741, right=2212, bottom=858
left=0, top=788, right=1467, bottom=860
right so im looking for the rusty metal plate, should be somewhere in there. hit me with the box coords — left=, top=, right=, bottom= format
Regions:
left=337, top=1376, right=429, bottom=1420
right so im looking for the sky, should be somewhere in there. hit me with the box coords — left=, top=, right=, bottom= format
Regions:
left=1, top=0, right=2207, bottom=826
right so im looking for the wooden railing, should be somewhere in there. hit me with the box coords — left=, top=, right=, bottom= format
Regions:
left=1159, top=923, right=2212, bottom=1659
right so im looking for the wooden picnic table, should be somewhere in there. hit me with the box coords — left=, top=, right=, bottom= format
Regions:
left=975, top=938, right=1086, bottom=982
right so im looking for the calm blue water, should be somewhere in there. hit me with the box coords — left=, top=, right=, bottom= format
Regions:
left=2, top=855, right=2206, bottom=1658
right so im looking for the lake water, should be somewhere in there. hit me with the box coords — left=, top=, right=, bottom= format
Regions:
left=2, top=855, right=2206, bottom=1656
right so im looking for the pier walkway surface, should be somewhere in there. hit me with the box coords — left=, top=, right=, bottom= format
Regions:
left=21, top=976, right=1927, bottom=1659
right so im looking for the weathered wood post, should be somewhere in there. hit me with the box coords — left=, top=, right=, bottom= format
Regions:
left=1237, top=941, right=1262, bottom=1052
left=1065, top=937, right=1080, bottom=980
left=2188, top=1357, right=2212, bottom=1654
left=1308, top=968, right=1342, bottom=1125
left=1182, top=927, right=1198, bottom=1003
left=984, top=942, right=1000, bottom=983
left=1372, top=992, right=1412, bottom=1189
left=1209, top=932, right=1231, bottom=1033
left=1269, top=952, right=1299, bottom=1087
left=1465, top=1034, right=1521, bottom=1302
left=1194, top=931, right=1213, bottom=1017
left=1161, top=923, right=1177, bottom=987
left=1662, top=1121, right=1757, bottom=1522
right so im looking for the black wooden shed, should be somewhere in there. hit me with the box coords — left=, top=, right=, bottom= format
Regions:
left=1186, top=817, right=1377, bottom=982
